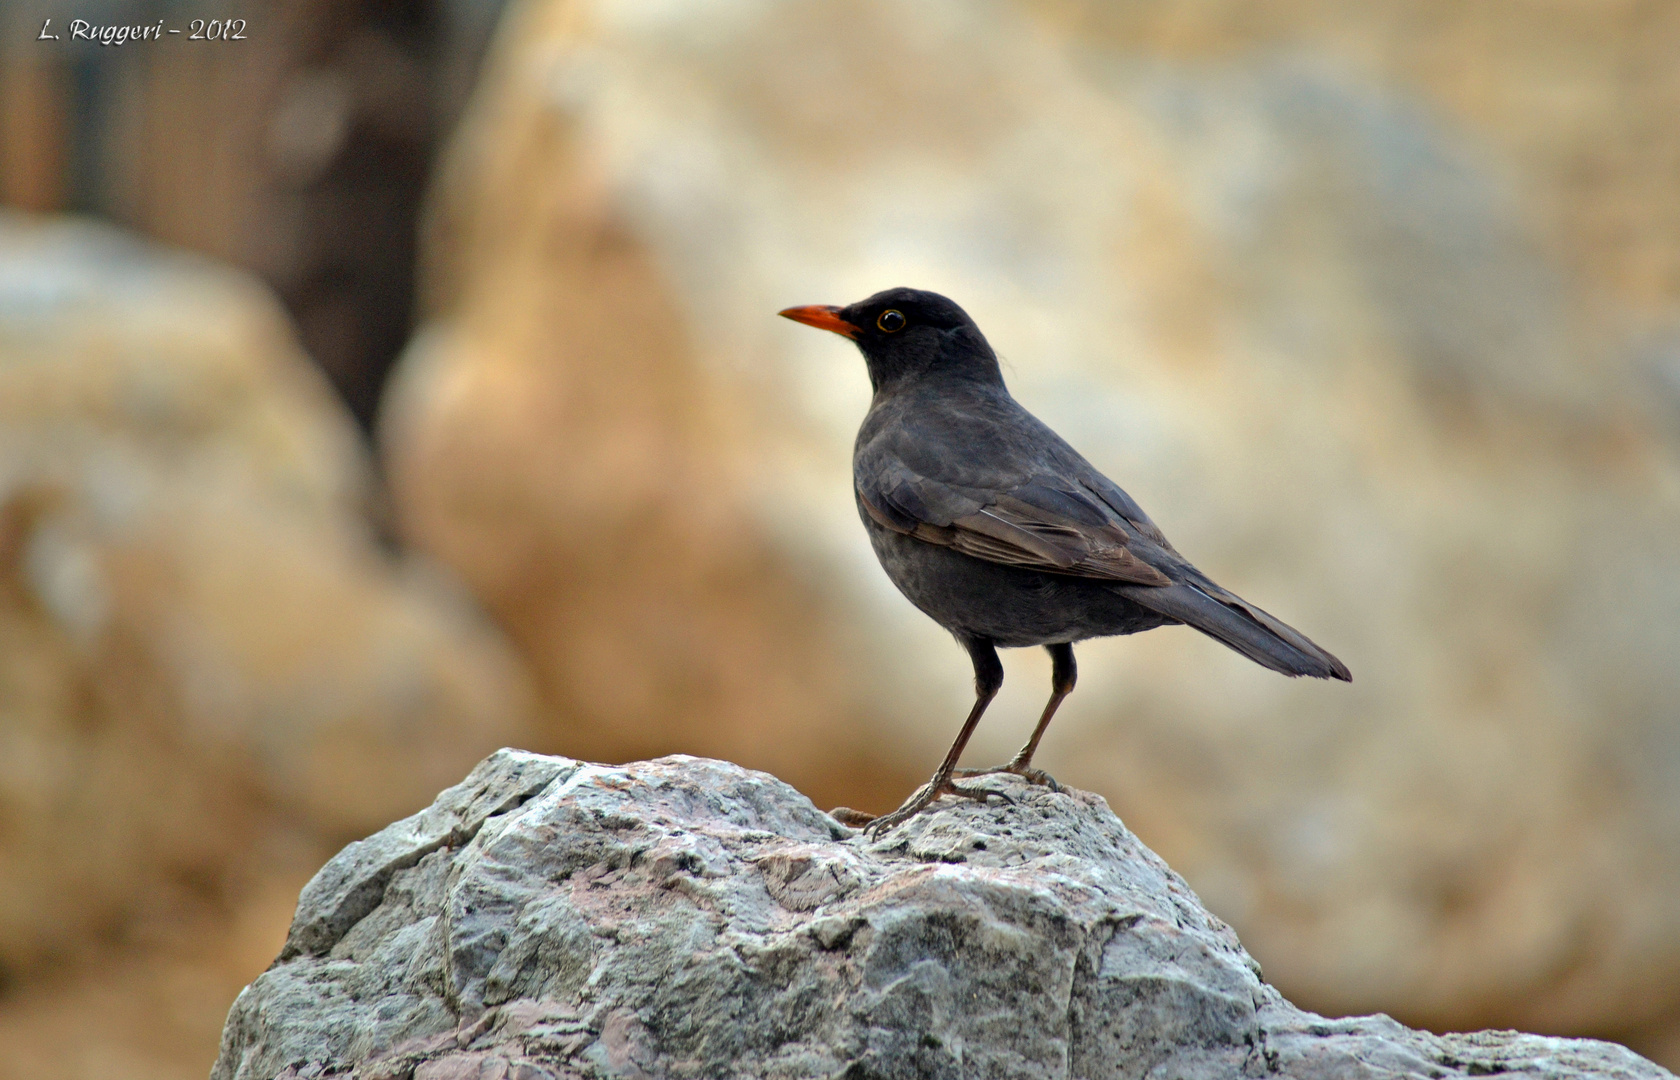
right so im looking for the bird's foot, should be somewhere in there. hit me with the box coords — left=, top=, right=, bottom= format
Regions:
left=828, top=806, right=876, bottom=828
left=860, top=776, right=1011, bottom=838
left=954, top=762, right=1061, bottom=792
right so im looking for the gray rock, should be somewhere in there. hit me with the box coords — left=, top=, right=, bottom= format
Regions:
left=213, top=751, right=1673, bottom=1080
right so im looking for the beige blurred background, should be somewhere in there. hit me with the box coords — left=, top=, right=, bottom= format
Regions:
left=5, top=1, right=1680, bottom=1077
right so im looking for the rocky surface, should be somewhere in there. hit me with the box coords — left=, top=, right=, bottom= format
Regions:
left=383, top=0, right=1680, bottom=1049
left=0, top=212, right=537, bottom=977
left=214, top=750, right=1673, bottom=1080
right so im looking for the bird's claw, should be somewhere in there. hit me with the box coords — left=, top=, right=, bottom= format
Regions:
left=954, top=763, right=1062, bottom=792
left=946, top=781, right=1013, bottom=805
left=860, top=777, right=1012, bottom=838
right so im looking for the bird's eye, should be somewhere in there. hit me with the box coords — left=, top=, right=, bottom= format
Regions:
left=877, top=309, right=906, bottom=332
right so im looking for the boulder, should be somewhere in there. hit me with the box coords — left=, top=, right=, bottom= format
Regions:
left=383, top=0, right=1680, bottom=1051
left=213, top=749, right=1673, bottom=1080
left=0, top=212, right=537, bottom=976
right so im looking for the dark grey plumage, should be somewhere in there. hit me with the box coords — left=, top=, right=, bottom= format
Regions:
left=781, top=287, right=1348, bottom=832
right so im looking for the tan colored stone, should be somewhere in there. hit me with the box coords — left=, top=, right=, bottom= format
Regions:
left=1042, top=0, right=1680, bottom=317
left=0, top=213, right=537, bottom=976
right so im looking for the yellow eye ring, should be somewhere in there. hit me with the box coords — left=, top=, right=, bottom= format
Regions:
left=877, top=309, right=906, bottom=332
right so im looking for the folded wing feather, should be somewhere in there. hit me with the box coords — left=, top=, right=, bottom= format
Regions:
left=858, top=474, right=1171, bottom=587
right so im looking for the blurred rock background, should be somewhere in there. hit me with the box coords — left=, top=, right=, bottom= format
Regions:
left=4, top=1, right=1680, bottom=1078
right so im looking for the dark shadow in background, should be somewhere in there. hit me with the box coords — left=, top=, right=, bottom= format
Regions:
left=2, top=0, right=507, bottom=430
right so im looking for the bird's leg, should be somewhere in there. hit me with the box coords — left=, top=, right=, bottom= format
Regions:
left=1007, top=641, right=1076, bottom=782
left=854, top=638, right=1010, bottom=836
left=957, top=642, right=1076, bottom=791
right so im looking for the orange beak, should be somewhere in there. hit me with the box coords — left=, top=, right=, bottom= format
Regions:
left=778, top=304, right=858, bottom=339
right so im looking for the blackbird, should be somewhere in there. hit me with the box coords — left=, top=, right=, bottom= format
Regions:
left=781, top=287, right=1350, bottom=834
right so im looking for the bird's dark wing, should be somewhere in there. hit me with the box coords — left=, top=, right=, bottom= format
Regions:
left=855, top=392, right=1347, bottom=679
left=1065, top=464, right=1180, bottom=556
left=857, top=459, right=1171, bottom=587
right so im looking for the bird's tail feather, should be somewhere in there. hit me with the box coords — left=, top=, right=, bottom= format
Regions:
left=1117, top=576, right=1351, bottom=681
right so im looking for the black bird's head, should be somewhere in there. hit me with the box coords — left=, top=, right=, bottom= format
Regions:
left=780, top=287, right=1004, bottom=395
